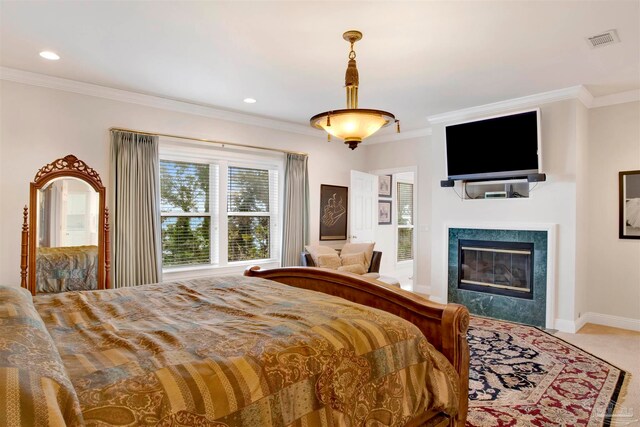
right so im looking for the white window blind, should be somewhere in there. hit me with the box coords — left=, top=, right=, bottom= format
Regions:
left=397, top=182, right=414, bottom=262
left=227, top=166, right=278, bottom=262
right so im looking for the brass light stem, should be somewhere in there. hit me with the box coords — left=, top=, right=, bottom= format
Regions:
left=354, top=85, right=358, bottom=109
left=346, top=86, right=358, bottom=109
left=309, top=30, right=397, bottom=148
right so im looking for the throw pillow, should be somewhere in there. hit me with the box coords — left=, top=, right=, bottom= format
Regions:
left=317, top=253, right=342, bottom=270
left=338, top=264, right=367, bottom=275
left=304, top=245, right=337, bottom=266
left=341, top=242, right=375, bottom=270
left=340, top=251, right=367, bottom=273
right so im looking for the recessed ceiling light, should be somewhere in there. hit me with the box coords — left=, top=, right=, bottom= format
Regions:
left=243, top=98, right=257, bottom=104
left=39, top=51, right=60, bottom=60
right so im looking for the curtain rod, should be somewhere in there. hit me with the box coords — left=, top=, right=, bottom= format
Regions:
left=109, top=127, right=308, bottom=156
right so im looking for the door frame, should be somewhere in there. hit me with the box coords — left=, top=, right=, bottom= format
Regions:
left=369, top=166, right=418, bottom=289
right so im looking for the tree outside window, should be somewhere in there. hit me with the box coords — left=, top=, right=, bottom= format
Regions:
left=160, top=159, right=277, bottom=268
left=227, top=167, right=271, bottom=262
left=397, top=182, right=414, bottom=262
left=160, top=160, right=211, bottom=267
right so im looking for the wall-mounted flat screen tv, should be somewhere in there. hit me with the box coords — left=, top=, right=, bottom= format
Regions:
left=445, top=109, right=541, bottom=181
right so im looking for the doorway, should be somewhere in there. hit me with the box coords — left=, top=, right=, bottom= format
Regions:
left=370, top=167, right=417, bottom=291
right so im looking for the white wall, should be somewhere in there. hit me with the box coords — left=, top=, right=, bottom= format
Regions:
left=364, top=137, right=430, bottom=293
left=365, top=98, right=640, bottom=328
left=428, top=100, right=581, bottom=325
left=586, top=101, right=640, bottom=321
left=574, top=102, right=590, bottom=319
left=366, top=170, right=415, bottom=288
left=0, top=80, right=366, bottom=286
left=363, top=101, right=585, bottom=327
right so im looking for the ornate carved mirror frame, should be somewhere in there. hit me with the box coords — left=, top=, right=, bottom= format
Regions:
left=21, top=155, right=110, bottom=295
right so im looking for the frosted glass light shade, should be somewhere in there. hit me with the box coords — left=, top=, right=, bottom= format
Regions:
left=310, top=108, right=395, bottom=149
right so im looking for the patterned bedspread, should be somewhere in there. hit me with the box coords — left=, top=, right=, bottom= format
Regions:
left=36, top=245, right=98, bottom=293
left=28, top=275, right=459, bottom=426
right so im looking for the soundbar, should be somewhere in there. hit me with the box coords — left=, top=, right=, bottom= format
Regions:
left=527, top=173, right=546, bottom=182
left=441, top=174, right=545, bottom=187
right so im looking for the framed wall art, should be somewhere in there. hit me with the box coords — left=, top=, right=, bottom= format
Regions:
left=378, top=200, right=392, bottom=225
left=378, top=175, right=392, bottom=198
left=619, top=170, right=640, bottom=239
left=320, top=184, right=348, bottom=240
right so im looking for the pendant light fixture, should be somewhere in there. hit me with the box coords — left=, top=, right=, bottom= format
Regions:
left=310, top=30, right=399, bottom=150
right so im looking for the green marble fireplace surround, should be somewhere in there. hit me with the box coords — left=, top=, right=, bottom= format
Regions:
left=448, top=228, right=548, bottom=327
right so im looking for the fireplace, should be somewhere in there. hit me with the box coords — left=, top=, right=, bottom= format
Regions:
left=458, top=239, right=534, bottom=300
left=447, top=227, right=549, bottom=328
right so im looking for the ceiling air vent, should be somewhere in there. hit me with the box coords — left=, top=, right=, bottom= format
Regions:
left=586, top=30, right=620, bottom=48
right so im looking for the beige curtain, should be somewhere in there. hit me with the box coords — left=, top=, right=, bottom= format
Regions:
left=281, top=153, right=310, bottom=266
left=110, top=131, right=161, bottom=287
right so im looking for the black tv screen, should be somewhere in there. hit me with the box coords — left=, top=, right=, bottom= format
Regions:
left=445, top=109, right=541, bottom=181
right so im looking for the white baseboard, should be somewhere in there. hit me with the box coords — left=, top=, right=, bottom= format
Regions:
left=579, top=312, right=640, bottom=332
left=574, top=313, right=589, bottom=333
left=554, top=312, right=640, bottom=334
left=554, top=318, right=578, bottom=333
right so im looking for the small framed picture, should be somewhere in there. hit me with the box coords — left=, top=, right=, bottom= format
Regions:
left=619, top=170, right=640, bottom=239
left=378, top=175, right=392, bottom=198
left=378, top=200, right=392, bottom=225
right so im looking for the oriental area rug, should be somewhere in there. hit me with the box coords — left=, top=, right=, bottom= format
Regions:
left=466, top=317, right=628, bottom=427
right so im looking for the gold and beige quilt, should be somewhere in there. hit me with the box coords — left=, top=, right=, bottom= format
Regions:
left=35, top=245, right=99, bottom=293
left=1, top=275, right=459, bottom=426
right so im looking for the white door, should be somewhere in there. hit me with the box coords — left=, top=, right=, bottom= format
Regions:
left=349, top=170, right=377, bottom=242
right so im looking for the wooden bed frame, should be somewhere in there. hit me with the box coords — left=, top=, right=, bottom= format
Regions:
left=245, top=266, right=469, bottom=427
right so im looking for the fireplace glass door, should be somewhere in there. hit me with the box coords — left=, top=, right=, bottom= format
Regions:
left=458, top=239, right=534, bottom=299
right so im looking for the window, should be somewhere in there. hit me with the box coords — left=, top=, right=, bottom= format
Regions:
left=160, top=154, right=279, bottom=269
left=397, top=181, right=414, bottom=262
left=227, top=166, right=273, bottom=262
left=160, top=161, right=212, bottom=267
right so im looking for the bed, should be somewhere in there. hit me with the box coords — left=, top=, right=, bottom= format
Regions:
left=35, top=245, right=99, bottom=293
left=1, top=267, right=469, bottom=427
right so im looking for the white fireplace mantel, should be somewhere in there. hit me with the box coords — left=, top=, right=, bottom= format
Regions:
left=439, top=222, right=558, bottom=330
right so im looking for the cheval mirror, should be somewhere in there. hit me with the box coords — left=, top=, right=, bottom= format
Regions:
left=20, top=155, right=110, bottom=295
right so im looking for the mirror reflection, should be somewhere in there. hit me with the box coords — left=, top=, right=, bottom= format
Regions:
left=36, top=178, right=99, bottom=293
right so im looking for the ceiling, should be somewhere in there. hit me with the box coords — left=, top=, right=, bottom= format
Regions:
left=1, top=1, right=638, bottom=131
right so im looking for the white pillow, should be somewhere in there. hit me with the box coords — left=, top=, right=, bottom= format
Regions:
left=340, top=251, right=367, bottom=272
left=341, top=242, right=375, bottom=270
left=317, top=253, right=342, bottom=270
left=338, top=264, right=367, bottom=275
left=304, top=245, right=337, bottom=266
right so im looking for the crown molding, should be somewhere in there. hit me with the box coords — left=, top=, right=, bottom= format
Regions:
left=590, top=89, right=640, bottom=108
left=3, top=67, right=636, bottom=140
left=369, top=85, right=639, bottom=144
left=366, top=126, right=432, bottom=145
left=427, top=85, right=594, bottom=124
left=0, top=66, right=321, bottom=138
left=575, top=85, right=595, bottom=108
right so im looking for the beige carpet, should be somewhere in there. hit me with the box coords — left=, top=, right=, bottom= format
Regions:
left=555, top=324, right=639, bottom=426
